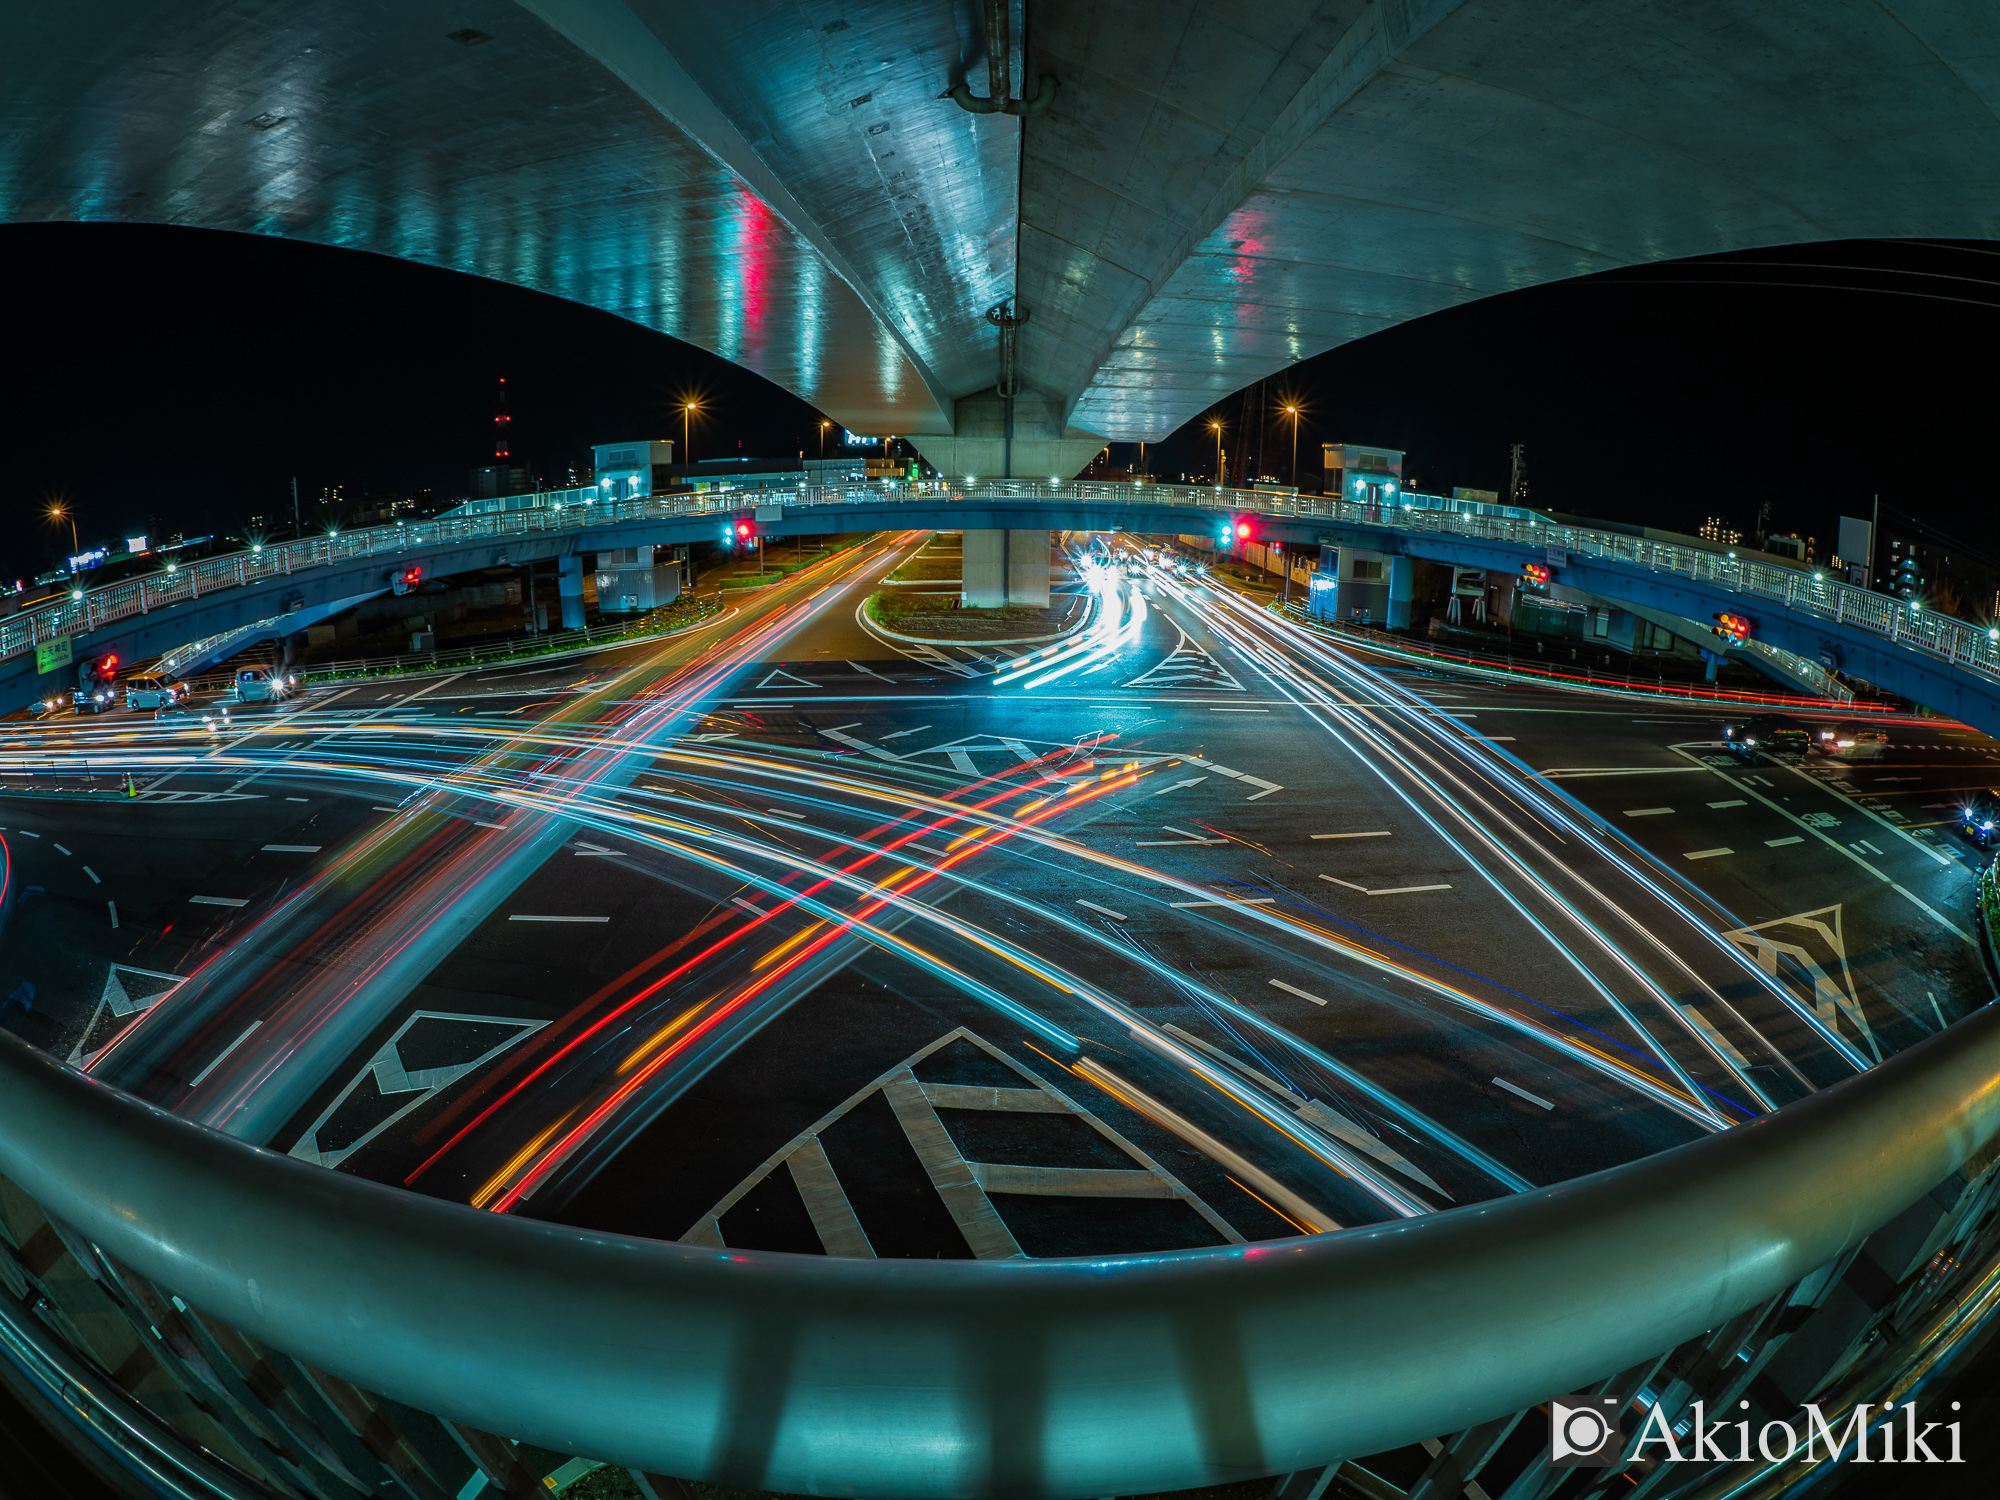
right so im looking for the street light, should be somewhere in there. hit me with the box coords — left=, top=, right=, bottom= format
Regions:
left=1282, top=404, right=1302, bottom=489
left=46, top=502, right=78, bottom=555
left=819, top=420, right=831, bottom=460
left=682, top=400, right=704, bottom=469
left=1209, top=419, right=1224, bottom=487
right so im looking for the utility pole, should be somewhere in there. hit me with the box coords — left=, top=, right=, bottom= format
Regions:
left=291, top=476, right=301, bottom=535
left=1869, top=493, right=1880, bottom=588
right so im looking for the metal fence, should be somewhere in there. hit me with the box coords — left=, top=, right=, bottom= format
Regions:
left=9, top=480, right=1999, bottom=689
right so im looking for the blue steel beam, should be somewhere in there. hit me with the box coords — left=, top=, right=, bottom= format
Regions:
left=7, top=491, right=2000, bottom=738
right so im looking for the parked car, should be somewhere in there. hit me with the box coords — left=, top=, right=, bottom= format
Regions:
left=1721, top=714, right=1811, bottom=761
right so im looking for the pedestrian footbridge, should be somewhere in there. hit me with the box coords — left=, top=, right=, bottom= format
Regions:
left=7, top=482, right=1997, bottom=734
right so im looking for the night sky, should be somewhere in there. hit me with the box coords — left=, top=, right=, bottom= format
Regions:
left=4, top=225, right=1997, bottom=581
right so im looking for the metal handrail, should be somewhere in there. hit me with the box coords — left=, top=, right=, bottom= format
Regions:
left=9, top=481, right=1998, bottom=692
left=2, top=999, right=1998, bottom=1498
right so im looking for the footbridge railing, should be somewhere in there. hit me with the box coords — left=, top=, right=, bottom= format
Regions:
left=3, top=998, right=2000, bottom=1498
left=7, top=479, right=1999, bottom=691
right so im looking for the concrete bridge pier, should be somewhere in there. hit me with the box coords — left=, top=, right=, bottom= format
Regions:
left=962, top=530, right=1050, bottom=609
left=1388, top=555, right=1415, bottom=630
left=558, top=554, right=587, bottom=630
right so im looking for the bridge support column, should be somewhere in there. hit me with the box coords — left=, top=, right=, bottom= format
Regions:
left=962, top=530, right=1049, bottom=609
left=1387, top=555, right=1414, bottom=630
left=1333, top=548, right=1389, bottom=626
left=558, top=554, right=587, bottom=630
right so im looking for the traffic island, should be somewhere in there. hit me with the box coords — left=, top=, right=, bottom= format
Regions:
left=862, top=589, right=1089, bottom=647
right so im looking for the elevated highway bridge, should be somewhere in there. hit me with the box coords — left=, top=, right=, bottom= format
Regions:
left=7, top=481, right=2000, bottom=733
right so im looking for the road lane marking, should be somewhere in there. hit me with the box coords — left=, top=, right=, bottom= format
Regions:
left=285, top=796, right=309, bottom=802
left=1076, top=900, right=1129, bottom=920
left=15, top=831, right=35, bottom=838
left=731, top=897, right=766, bottom=915
left=1623, top=808, right=1675, bottom=817
left=1708, top=799, right=1747, bottom=808
left=1246, top=786, right=1285, bottom=801
left=190, top=895, right=249, bottom=907
left=767, top=807, right=807, bottom=819
left=106, top=902, right=117, bottom=929
left=1169, top=897, right=1277, bottom=908
left=1137, top=838, right=1227, bottom=846
left=190, top=1020, right=263, bottom=1088
left=1493, top=1077, right=1554, bottom=1110
left=1540, top=767, right=1711, bottom=779
left=1318, top=875, right=1450, bottom=896
left=1683, top=848, right=1733, bottom=860
left=508, top=915, right=610, bottom=923
left=83, top=867, right=100, bottom=883
left=1852, top=839, right=1884, bottom=855
left=1209, top=707, right=1269, bottom=712
left=1149, top=777, right=1209, bottom=796
left=570, top=842, right=627, bottom=857
left=1311, top=831, right=1391, bottom=840
left=53, top=843, right=71, bottom=855
left=262, top=845, right=321, bottom=853
left=1765, top=836, right=1804, bottom=847
left=1268, top=978, right=1329, bottom=1006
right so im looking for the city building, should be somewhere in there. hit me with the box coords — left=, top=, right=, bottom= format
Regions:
left=1320, top=442, right=1404, bottom=505
left=592, top=439, right=677, bottom=500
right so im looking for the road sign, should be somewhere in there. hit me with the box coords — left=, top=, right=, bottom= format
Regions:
left=35, top=637, right=72, bottom=675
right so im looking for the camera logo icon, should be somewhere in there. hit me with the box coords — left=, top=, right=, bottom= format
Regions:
left=1549, top=1394, right=1623, bottom=1467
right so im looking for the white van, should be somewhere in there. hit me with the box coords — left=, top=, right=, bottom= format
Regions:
left=125, top=672, right=189, bottom=710
left=234, top=667, right=296, bottom=703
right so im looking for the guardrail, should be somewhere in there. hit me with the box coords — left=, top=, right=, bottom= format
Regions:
left=4, top=996, right=2000, bottom=1497
left=10, top=480, right=2000, bottom=693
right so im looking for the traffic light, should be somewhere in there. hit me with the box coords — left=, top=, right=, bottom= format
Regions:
left=1522, top=563, right=1550, bottom=588
left=391, top=566, right=424, bottom=596
left=735, top=518, right=755, bottom=541
left=1235, top=520, right=1252, bottom=540
left=1712, top=611, right=1751, bottom=643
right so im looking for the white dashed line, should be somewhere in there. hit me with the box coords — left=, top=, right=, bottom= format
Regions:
left=190, top=896, right=249, bottom=907
left=53, top=843, right=71, bottom=855
left=1493, top=1077, right=1555, bottom=1110
left=1765, top=836, right=1805, bottom=847
left=1169, top=897, right=1277, bottom=909
left=1683, top=848, right=1733, bottom=860
left=82, top=867, right=100, bottom=883
left=106, top=902, right=118, bottom=929
left=1076, top=900, right=1129, bottom=921
left=508, top=915, right=610, bottom=923
left=1311, top=831, right=1391, bottom=840
left=263, top=845, right=322, bottom=853
left=1623, top=808, right=1675, bottom=818
left=1268, top=978, right=1329, bottom=1006
left=1707, top=800, right=1747, bottom=808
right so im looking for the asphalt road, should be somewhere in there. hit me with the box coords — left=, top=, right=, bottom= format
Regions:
left=0, top=534, right=1993, bottom=1267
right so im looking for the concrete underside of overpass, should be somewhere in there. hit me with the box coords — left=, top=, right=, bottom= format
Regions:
left=6, top=1, right=1998, bottom=462
left=14, top=503, right=2000, bottom=740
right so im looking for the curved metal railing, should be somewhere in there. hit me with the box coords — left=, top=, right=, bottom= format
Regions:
left=2, top=996, right=1998, bottom=1498
left=9, top=480, right=1999, bottom=690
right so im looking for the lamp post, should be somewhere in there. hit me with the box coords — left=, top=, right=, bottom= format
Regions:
left=1209, top=419, right=1224, bottom=487
left=47, top=503, right=79, bottom=557
left=819, top=420, right=830, bottom=460
left=682, top=401, right=702, bottom=470
left=1283, top=404, right=1301, bottom=489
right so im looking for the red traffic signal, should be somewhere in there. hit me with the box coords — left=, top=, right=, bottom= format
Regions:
left=1522, top=563, right=1551, bottom=586
left=736, top=520, right=754, bottom=539
left=391, top=566, right=424, bottom=596
left=1712, top=611, right=1751, bottom=643
left=1235, top=520, right=1251, bottom=539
